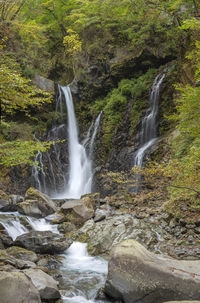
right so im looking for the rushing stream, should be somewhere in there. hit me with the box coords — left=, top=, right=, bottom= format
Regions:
left=0, top=210, right=110, bottom=303
left=60, top=242, right=109, bottom=303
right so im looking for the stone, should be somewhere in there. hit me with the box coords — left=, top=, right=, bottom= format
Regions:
left=15, top=230, right=72, bottom=254
left=58, top=222, right=76, bottom=233
left=94, top=209, right=106, bottom=222
left=23, top=268, right=61, bottom=300
left=6, top=246, right=38, bottom=262
left=61, top=199, right=83, bottom=212
left=0, top=192, right=23, bottom=212
left=0, top=232, right=14, bottom=247
left=0, top=249, right=36, bottom=269
left=60, top=196, right=97, bottom=226
left=17, top=187, right=56, bottom=218
left=104, top=240, right=200, bottom=303
left=45, top=212, right=66, bottom=224
left=0, top=271, right=41, bottom=303
left=75, top=215, right=138, bottom=255
left=33, top=74, right=54, bottom=92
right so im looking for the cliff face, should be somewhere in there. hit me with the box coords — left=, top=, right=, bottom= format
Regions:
left=71, top=53, right=177, bottom=173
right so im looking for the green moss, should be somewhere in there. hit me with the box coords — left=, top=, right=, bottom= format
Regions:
left=90, top=68, right=157, bottom=151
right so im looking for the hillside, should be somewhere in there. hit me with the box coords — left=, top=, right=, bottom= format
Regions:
left=0, top=0, right=200, bottom=223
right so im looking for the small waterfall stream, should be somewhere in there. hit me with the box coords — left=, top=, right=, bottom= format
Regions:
left=0, top=210, right=110, bottom=303
left=32, top=86, right=102, bottom=199
left=134, top=71, right=166, bottom=168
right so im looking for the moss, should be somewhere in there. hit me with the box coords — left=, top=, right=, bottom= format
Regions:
left=90, top=68, right=157, bottom=152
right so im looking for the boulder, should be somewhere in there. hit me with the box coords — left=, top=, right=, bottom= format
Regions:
left=15, top=230, right=72, bottom=254
left=58, top=221, right=76, bottom=233
left=6, top=246, right=38, bottom=262
left=60, top=194, right=99, bottom=226
left=0, top=232, right=14, bottom=247
left=24, top=268, right=61, bottom=300
left=0, top=271, right=41, bottom=303
left=74, top=215, right=139, bottom=255
left=0, top=190, right=23, bottom=212
left=17, top=187, right=56, bottom=218
left=0, top=249, right=36, bottom=269
left=104, top=240, right=200, bottom=303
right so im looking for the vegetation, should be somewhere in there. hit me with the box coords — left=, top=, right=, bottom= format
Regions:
left=0, top=39, right=53, bottom=167
left=91, top=69, right=156, bottom=148
left=0, top=0, right=200, bottom=221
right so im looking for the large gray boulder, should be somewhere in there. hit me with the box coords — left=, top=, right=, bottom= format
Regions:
left=15, top=230, right=72, bottom=254
left=17, top=187, right=56, bottom=218
left=104, top=240, right=200, bottom=303
left=0, top=271, right=41, bottom=303
left=60, top=193, right=99, bottom=226
left=24, top=268, right=61, bottom=300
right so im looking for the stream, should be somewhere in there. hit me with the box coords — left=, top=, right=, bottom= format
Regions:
left=0, top=210, right=111, bottom=303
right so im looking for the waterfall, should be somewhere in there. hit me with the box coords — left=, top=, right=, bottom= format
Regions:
left=134, top=71, right=166, bottom=168
left=32, top=135, right=47, bottom=193
left=32, top=86, right=102, bottom=199
left=89, top=111, right=103, bottom=157
left=58, top=86, right=92, bottom=199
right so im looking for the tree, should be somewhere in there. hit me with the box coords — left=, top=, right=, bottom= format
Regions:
left=0, top=40, right=54, bottom=167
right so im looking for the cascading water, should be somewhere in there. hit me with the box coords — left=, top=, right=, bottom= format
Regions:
left=0, top=211, right=58, bottom=240
left=132, top=71, right=166, bottom=192
left=58, top=86, right=92, bottom=199
left=134, top=71, right=166, bottom=168
left=60, top=242, right=109, bottom=303
left=32, top=86, right=102, bottom=199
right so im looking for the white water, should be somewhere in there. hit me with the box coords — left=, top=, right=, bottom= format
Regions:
left=56, top=87, right=92, bottom=199
left=32, top=86, right=102, bottom=199
left=26, top=217, right=58, bottom=233
left=0, top=216, right=29, bottom=240
left=60, top=242, right=109, bottom=303
left=134, top=72, right=166, bottom=168
left=89, top=111, right=103, bottom=157
left=0, top=211, right=58, bottom=240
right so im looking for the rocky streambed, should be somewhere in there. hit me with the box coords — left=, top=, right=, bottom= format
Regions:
left=0, top=187, right=200, bottom=303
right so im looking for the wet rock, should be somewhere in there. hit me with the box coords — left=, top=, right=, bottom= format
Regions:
left=0, top=232, right=13, bottom=247
left=104, top=240, right=200, bottom=303
left=23, top=268, right=61, bottom=301
left=0, top=190, right=23, bottom=212
left=0, top=271, right=41, bottom=303
left=46, top=212, right=66, bottom=224
left=60, top=195, right=99, bottom=226
left=0, top=249, right=36, bottom=269
left=75, top=215, right=144, bottom=255
left=58, top=222, right=76, bottom=233
left=15, top=231, right=72, bottom=254
left=37, top=256, right=61, bottom=270
left=0, top=237, right=4, bottom=249
left=94, top=209, right=106, bottom=222
left=17, top=187, right=56, bottom=218
left=6, top=246, right=38, bottom=263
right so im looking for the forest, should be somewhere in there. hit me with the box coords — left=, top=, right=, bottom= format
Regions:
left=1, top=1, right=200, bottom=303
left=1, top=0, right=200, bottom=220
